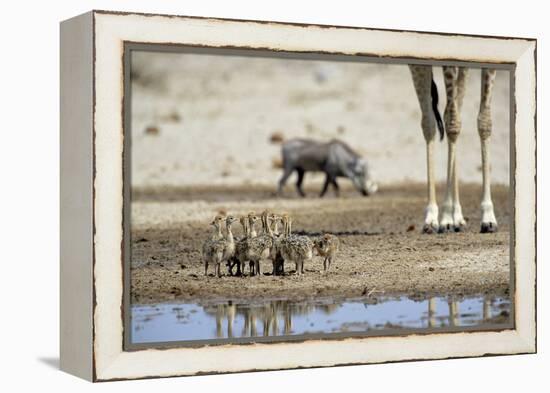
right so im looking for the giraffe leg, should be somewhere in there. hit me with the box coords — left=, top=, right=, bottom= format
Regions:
left=440, top=67, right=468, bottom=232
left=410, top=65, right=439, bottom=233
left=478, top=69, right=498, bottom=233
left=451, top=68, right=469, bottom=230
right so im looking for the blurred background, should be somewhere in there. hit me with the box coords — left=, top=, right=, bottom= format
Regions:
left=130, top=51, right=510, bottom=190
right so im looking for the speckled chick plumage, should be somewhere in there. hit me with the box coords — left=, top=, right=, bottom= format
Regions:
left=314, top=234, right=340, bottom=257
left=235, top=215, right=250, bottom=264
left=202, top=215, right=224, bottom=254
left=202, top=214, right=237, bottom=277
left=202, top=215, right=226, bottom=275
left=269, top=213, right=283, bottom=260
left=246, top=211, right=274, bottom=263
left=221, top=215, right=237, bottom=261
left=314, top=233, right=339, bottom=272
left=280, top=214, right=313, bottom=274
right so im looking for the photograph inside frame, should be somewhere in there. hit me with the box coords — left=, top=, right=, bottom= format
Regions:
left=126, top=46, right=513, bottom=347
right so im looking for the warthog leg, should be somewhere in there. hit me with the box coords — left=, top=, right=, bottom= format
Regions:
left=296, top=168, right=306, bottom=197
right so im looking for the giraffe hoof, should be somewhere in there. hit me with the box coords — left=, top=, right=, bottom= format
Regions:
left=438, top=222, right=466, bottom=233
left=454, top=223, right=467, bottom=233
left=422, top=223, right=439, bottom=234
left=480, top=222, right=498, bottom=233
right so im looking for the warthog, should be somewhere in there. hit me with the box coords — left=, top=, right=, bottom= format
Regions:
left=277, top=138, right=378, bottom=197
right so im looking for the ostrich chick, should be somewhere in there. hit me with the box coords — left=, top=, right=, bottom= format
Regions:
left=231, top=215, right=250, bottom=276
left=245, top=211, right=274, bottom=277
left=202, top=215, right=237, bottom=277
left=202, top=215, right=225, bottom=276
left=280, top=214, right=313, bottom=275
left=314, top=234, right=340, bottom=272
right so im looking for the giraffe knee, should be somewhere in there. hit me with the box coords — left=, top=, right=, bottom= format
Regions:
left=445, top=123, right=461, bottom=143
left=444, top=104, right=462, bottom=143
left=478, top=111, right=492, bottom=140
left=421, top=115, right=436, bottom=141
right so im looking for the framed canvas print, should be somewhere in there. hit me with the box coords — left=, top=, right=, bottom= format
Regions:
left=60, top=10, right=537, bottom=382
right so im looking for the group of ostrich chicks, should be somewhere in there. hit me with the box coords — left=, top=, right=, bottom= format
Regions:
left=202, top=211, right=340, bottom=277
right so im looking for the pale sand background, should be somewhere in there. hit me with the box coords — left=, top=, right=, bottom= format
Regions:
left=130, top=51, right=510, bottom=190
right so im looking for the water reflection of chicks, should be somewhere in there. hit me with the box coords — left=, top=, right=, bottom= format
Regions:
left=213, top=303, right=237, bottom=338
left=197, top=295, right=506, bottom=340
left=203, top=300, right=342, bottom=338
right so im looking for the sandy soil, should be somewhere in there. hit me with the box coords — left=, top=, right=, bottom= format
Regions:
left=130, top=183, right=510, bottom=304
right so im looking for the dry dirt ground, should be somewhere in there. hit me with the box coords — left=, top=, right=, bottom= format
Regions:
left=130, top=183, right=511, bottom=304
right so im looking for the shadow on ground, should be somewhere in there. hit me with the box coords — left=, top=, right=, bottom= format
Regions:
left=37, top=357, right=59, bottom=370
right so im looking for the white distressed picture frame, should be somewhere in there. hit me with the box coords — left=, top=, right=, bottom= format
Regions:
left=60, top=10, right=536, bottom=382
